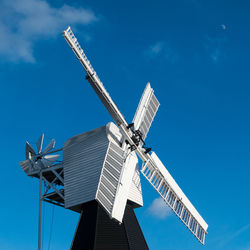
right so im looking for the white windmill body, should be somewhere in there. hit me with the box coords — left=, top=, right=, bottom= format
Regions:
left=19, top=26, right=208, bottom=250
left=63, top=122, right=143, bottom=221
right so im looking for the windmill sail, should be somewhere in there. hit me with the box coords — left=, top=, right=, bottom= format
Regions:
left=133, top=82, right=160, bottom=140
left=141, top=152, right=208, bottom=244
left=63, top=27, right=127, bottom=127
left=36, top=134, right=44, bottom=153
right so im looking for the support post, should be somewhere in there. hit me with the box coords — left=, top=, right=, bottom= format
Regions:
left=38, top=171, right=42, bottom=250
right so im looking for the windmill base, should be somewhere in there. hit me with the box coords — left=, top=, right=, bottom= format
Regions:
left=71, top=201, right=149, bottom=250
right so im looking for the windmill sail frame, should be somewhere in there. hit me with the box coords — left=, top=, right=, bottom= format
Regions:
left=133, top=82, right=160, bottom=140
left=141, top=152, right=208, bottom=244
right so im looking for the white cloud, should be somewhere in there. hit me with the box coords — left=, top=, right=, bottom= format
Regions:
left=149, top=42, right=164, bottom=55
left=146, top=41, right=179, bottom=63
left=204, top=35, right=226, bottom=63
left=221, top=24, right=226, bottom=30
left=0, top=0, right=97, bottom=63
left=210, top=48, right=220, bottom=62
left=147, top=197, right=172, bottom=219
left=217, top=223, right=250, bottom=248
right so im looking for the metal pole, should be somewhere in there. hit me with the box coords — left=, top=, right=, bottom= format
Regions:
left=38, top=171, right=42, bottom=250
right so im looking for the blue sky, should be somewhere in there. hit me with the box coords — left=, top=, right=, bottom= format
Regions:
left=0, top=0, right=250, bottom=249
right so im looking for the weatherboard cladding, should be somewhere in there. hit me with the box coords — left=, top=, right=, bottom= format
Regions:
left=63, top=124, right=127, bottom=215
left=64, top=122, right=143, bottom=222
left=63, top=126, right=109, bottom=209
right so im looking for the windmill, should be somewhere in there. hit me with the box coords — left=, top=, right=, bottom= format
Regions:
left=20, top=26, right=208, bottom=250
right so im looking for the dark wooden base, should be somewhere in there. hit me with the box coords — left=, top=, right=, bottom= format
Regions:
left=71, top=201, right=149, bottom=250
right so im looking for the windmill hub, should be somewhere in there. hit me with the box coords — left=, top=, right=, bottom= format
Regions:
left=131, top=129, right=144, bottom=146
